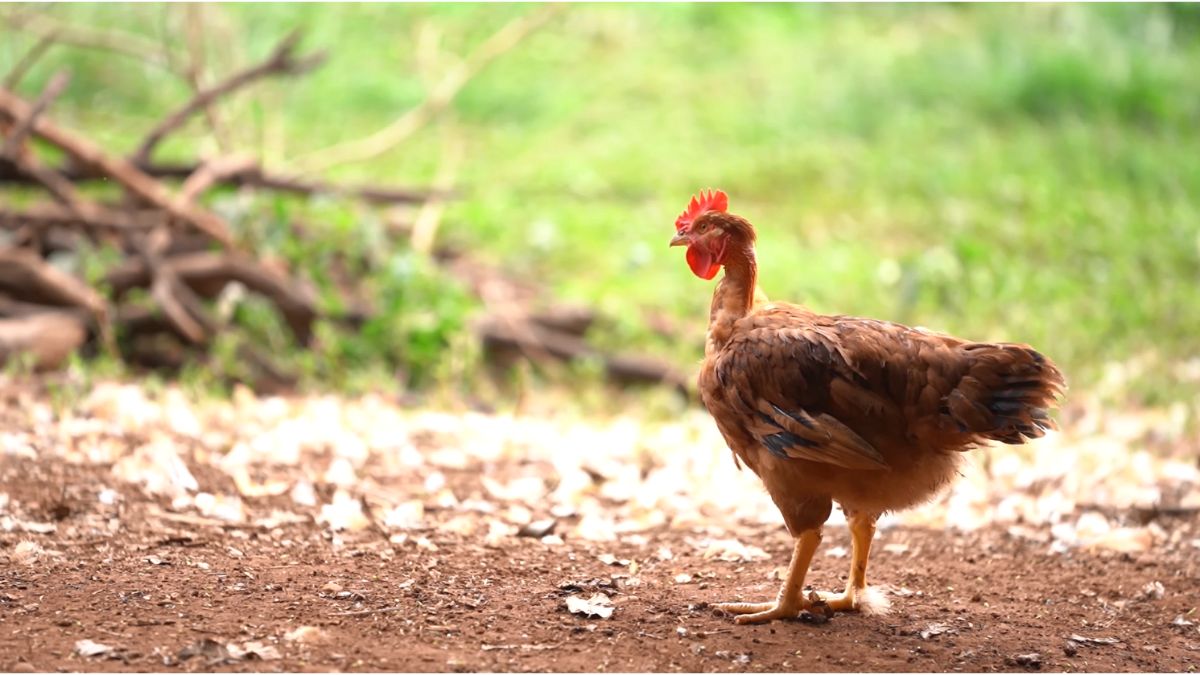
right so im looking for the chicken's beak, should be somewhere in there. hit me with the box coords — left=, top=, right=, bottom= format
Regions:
left=669, top=231, right=690, bottom=248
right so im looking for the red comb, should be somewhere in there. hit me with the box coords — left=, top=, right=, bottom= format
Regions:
left=675, top=189, right=729, bottom=230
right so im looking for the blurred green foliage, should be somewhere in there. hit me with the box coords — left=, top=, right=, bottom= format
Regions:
left=2, top=3, right=1197, bottom=405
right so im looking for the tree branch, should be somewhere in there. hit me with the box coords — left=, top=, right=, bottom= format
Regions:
left=0, top=86, right=235, bottom=247
left=133, top=30, right=326, bottom=164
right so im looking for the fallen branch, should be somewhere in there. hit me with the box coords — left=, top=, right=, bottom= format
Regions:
left=0, top=248, right=107, bottom=319
left=0, top=312, right=88, bottom=370
left=134, top=30, right=326, bottom=164
left=179, top=154, right=258, bottom=202
left=2, top=70, right=69, bottom=157
left=476, top=311, right=689, bottom=394
left=0, top=159, right=440, bottom=205
left=0, top=85, right=235, bottom=247
left=295, top=5, right=560, bottom=173
left=106, top=251, right=318, bottom=345
left=0, top=203, right=164, bottom=233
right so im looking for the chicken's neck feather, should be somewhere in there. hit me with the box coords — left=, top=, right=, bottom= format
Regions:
left=706, top=240, right=758, bottom=354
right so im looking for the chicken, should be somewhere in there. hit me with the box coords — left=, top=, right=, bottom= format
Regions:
left=670, top=189, right=1065, bottom=624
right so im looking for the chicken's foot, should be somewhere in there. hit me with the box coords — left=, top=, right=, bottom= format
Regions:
left=815, top=511, right=885, bottom=613
left=715, top=529, right=821, bottom=624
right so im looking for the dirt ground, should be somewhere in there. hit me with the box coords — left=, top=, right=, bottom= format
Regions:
left=3, top=457, right=1199, bottom=673
left=2, top=380, right=1199, bottom=672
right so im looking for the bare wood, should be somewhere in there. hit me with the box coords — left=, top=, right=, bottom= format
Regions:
left=0, top=86, right=235, bottom=246
left=181, top=4, right=231, bottom=152
left=0, top=203, right=164, bottom=232
left=179, top=154, right=257, bottom=202
left=476, top=312, right=689, bottom=393
left=2, top=70, right=69, bottom=157
left=411, top=135, right=463, bottom=255
left=1, top=10, right=180, bottom=76
left=0, top=248, right=107, bottom=319
left=106, top=251, right=317, bottom=345
left=295, top=5, right=561, bottom=173
left=0, top=158, right=439, bottom=205
left=3, top=30, right=59, bottom=90
left=134, top=30, right=326, bottom=164
left=0, top=312, right=88, bottom=370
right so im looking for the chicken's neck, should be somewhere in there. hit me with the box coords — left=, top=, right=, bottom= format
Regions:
left=706, top=241, right=757, bottom=354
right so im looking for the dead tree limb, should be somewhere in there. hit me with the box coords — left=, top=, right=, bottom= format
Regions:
left=0, top=312, right=89, bottom=370
left=0, top=158, right=440, bottom=205
left=476, top=312, right=690, bottom=394
left=0, top=248, right=107, bottom=320
left=0, top=203, right=164, bottom=233
left=295, top=5, right=561, bottom=173
left=0, top=86, right=235, bottom=247
left=134, top=30, right=326, bottom=164
left=3, top=30, right=59, bottom=90
left=179, top=154, right=258, bottom=202
left=106, top=251, right=317, bottom=345
left=2, top=70, right=69, bottom=157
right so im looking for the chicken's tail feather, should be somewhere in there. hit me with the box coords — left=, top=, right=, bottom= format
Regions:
left=948, top=343, right=1065, bottom=445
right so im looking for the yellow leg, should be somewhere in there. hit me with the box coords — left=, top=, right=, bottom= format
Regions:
left=818, top=511, right=877, bottom=611
left=715, top=529, right=821, bottom=624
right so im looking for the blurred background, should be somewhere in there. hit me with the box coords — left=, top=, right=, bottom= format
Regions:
left=1, top=2, right=1198, bottom=413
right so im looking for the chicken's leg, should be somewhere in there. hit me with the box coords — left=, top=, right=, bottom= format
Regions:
left=817, top=511, right=880, bottom=612
left=715, top=529, right=821, bottom=624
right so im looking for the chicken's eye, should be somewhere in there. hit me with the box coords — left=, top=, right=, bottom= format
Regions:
left=697, top=222, right=708, bottom=233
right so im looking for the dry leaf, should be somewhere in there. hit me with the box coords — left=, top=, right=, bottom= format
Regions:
left=74, top=639, right=113, bottom=657
left=565, top=593, right=614, bottom=619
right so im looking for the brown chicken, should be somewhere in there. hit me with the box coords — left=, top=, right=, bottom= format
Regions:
left=670, top=189, right=1065, bottom=624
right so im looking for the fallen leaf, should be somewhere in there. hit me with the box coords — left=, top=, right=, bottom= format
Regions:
left=565, top=593, right=614, bottom=619
left=1070, top=634, right=1121, bottom=646
left=517, top=519, right=556, bottom=538
left=1007, top=652, right=1042, bottom=669
left=698, top=537, right=768, bottom=562
left=74, top=639, right=114, bottom=657
left=1136, top=580, right=1165, bottom=601
left=229, top=640, right=281, bottom=661
left=920, top=622, right=956, bottom=640
left=597, top=553, right=630, bottom=566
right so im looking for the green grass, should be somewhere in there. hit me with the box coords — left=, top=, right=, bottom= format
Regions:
left=2, top=3, right=1199, bottom=406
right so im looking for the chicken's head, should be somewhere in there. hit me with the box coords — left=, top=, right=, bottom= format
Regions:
left=670, top=189, right=753, bottom=280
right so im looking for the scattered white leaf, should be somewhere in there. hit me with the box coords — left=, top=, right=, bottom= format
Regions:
left=565, top=593, right=614, bottom=619
left=74, top=639, right=113, bottom=657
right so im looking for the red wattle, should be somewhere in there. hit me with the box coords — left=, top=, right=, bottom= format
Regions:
left=686, top=244, right=721, bottom=280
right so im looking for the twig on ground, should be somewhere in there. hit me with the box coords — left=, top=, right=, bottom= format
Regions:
left=134, top=30, right=325, bottom=164
left=294, top=5, right=561, bottom=173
